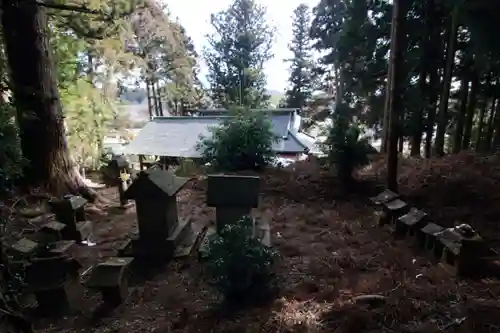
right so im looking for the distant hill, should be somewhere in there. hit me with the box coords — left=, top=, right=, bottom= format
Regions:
left=118, top=87, right=285, bottom=107
left=267, top=89, right=284, bottom=107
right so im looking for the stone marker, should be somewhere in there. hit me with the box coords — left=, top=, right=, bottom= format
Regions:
left=25, top=255, right=83, bottom=315
left=206, top=174, right=260, bottom=232
left=382, top=199, right=408, bottom=225
left=123, top=169, right=193, bottom=261
left=369, top=189, right=399, bottom=205
left=395, top=208, right=427, bottom=238
left=416, top=223, right=444, bottom=250
left=48, top=195, right=92, bottom=243
left=86, top=257, right=134, bottom=307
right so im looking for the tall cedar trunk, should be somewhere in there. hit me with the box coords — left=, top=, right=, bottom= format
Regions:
left=452, top=71, right=470, bottom=153
left=492, top=98, right=500, bottom=150
left=381, top=6, right=397, bottom=154
left=410, top=0, right=432, bottom=157
left=475, top=76, right=491, bottom=149
left=462, top=72, right=478, bottom=150
left=146, top=79, right=153, bottom=119
left=435, top=7, right=459, bottom=156
left=485, top=86, right=497, bottom=150
left=387, top=0, right=408, bottom=191
left=475, top=100, right=487, bottom=149
left=2, top=1, right=93, bottom=198
left=155, top=81, right=163, bottom=116
left=424, top=2, right=442, bottom=158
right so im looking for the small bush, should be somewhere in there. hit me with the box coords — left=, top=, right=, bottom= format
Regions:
left=197, top=108, right=278, bottom=171
left=205, top=216, right=279, bottom=304
left=322, top=103, right=374, bottom=185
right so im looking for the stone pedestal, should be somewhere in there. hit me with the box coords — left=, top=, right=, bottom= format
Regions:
left=382, top=199, right=409, bottom=225
left=25, top=255, right=83, bottom=315
left=86, top=257, right=133, bottom=307
left=395, top=208, right=428, bottom=238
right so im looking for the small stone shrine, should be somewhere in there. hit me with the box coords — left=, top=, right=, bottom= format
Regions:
left=107, top=156, right=131, bottom=206
left=120, top=168, right=193, bottom=261
left=48, top=195, right=93, bottom=243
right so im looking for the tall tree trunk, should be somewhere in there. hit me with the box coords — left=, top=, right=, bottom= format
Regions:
left=146, top=78, right=153, bottom=119
left=452, top=72, right=470, bottom=153
left=381, top=6, right=397, bottom=154
left=435, top=7, right=459, bottom=156
left=462, top=72, right=479, bottom=150
left=2, top=0, right=93, bottom=199
left=492, top=100, right=500, bottom=150
left=411, top=0, right=432, bottom=157
left=387, top=0, right=408, bottom=191
left=485, top=91, right=497, bottom=150
left=424, top=2, right=442, bottom=158
left=475, top=100, right=487, bottom=150
left=155, top=81, right=163, bottom=116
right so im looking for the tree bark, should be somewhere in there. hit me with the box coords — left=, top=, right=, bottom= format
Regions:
left=462, top=72, right=479, bottom=150
left=435, top=7, right=459, bottom=157
left=2, top=0, right=94, bottom=199
left=387, top=0, right=408, bottom=191
left=381, top=5, right=397, bottom=154
left=424, top=3, right=443, bottom=158
left=452, top=71, right=470, bottom=153
left=146, top=78, right=153, bottom=119
left=485, top=92, right=497, bottom=151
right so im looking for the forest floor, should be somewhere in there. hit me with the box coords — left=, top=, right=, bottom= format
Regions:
left=4, top=153, right=500, bottom=333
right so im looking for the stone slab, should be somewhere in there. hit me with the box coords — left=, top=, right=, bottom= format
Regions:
left=417, top=223, right=445, bottom=250
left=10, top=238, right=39, bottom=259
left=174, top=222, right=203, bottom=258
left=206, top=174, right=260, bottom=208
left=396, top=208, right=427, bottom=237
left=39, top=221, right=67, bottom=242
left=198, top=225, right=217, bottom=261
left=369, top=190, right=399, bottom=205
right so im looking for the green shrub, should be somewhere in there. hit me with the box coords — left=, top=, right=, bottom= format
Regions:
left=322, top=103, right=374, bottom=185
left=197, top=108, right=278, bottom=171
left=205, top=216, right=279, bottom=304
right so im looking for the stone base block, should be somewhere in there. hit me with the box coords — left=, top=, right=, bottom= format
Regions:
left=33, top=275, right=83, bottom=316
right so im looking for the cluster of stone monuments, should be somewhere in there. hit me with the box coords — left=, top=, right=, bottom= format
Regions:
left=370, top=189, right=499, bottom=277
left=4, top=157, right=271, bottom=317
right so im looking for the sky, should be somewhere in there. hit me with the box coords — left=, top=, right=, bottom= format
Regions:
left=165, top=0, right=319, bottom=93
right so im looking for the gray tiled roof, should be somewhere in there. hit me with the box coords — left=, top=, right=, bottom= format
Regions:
left=124, top=114, right=311, bottom=157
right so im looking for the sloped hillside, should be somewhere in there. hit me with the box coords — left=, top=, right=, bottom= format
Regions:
left=364, top=152, right=500, bottom=249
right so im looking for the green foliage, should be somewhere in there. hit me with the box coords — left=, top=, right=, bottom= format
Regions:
left=61, top=79, right=115, bottom=169
left=205, top=216, right=279, bottom=304
left=322, top=104, right=373, bottom=184
left=283, top=4, right=315, bottom=109
left=197, top=109, right=277, bottom=171
left=204, top=0, right=275, bottom=108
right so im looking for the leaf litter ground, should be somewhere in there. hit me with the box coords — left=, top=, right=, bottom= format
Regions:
left=5, top=155, right=500, bottom=333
